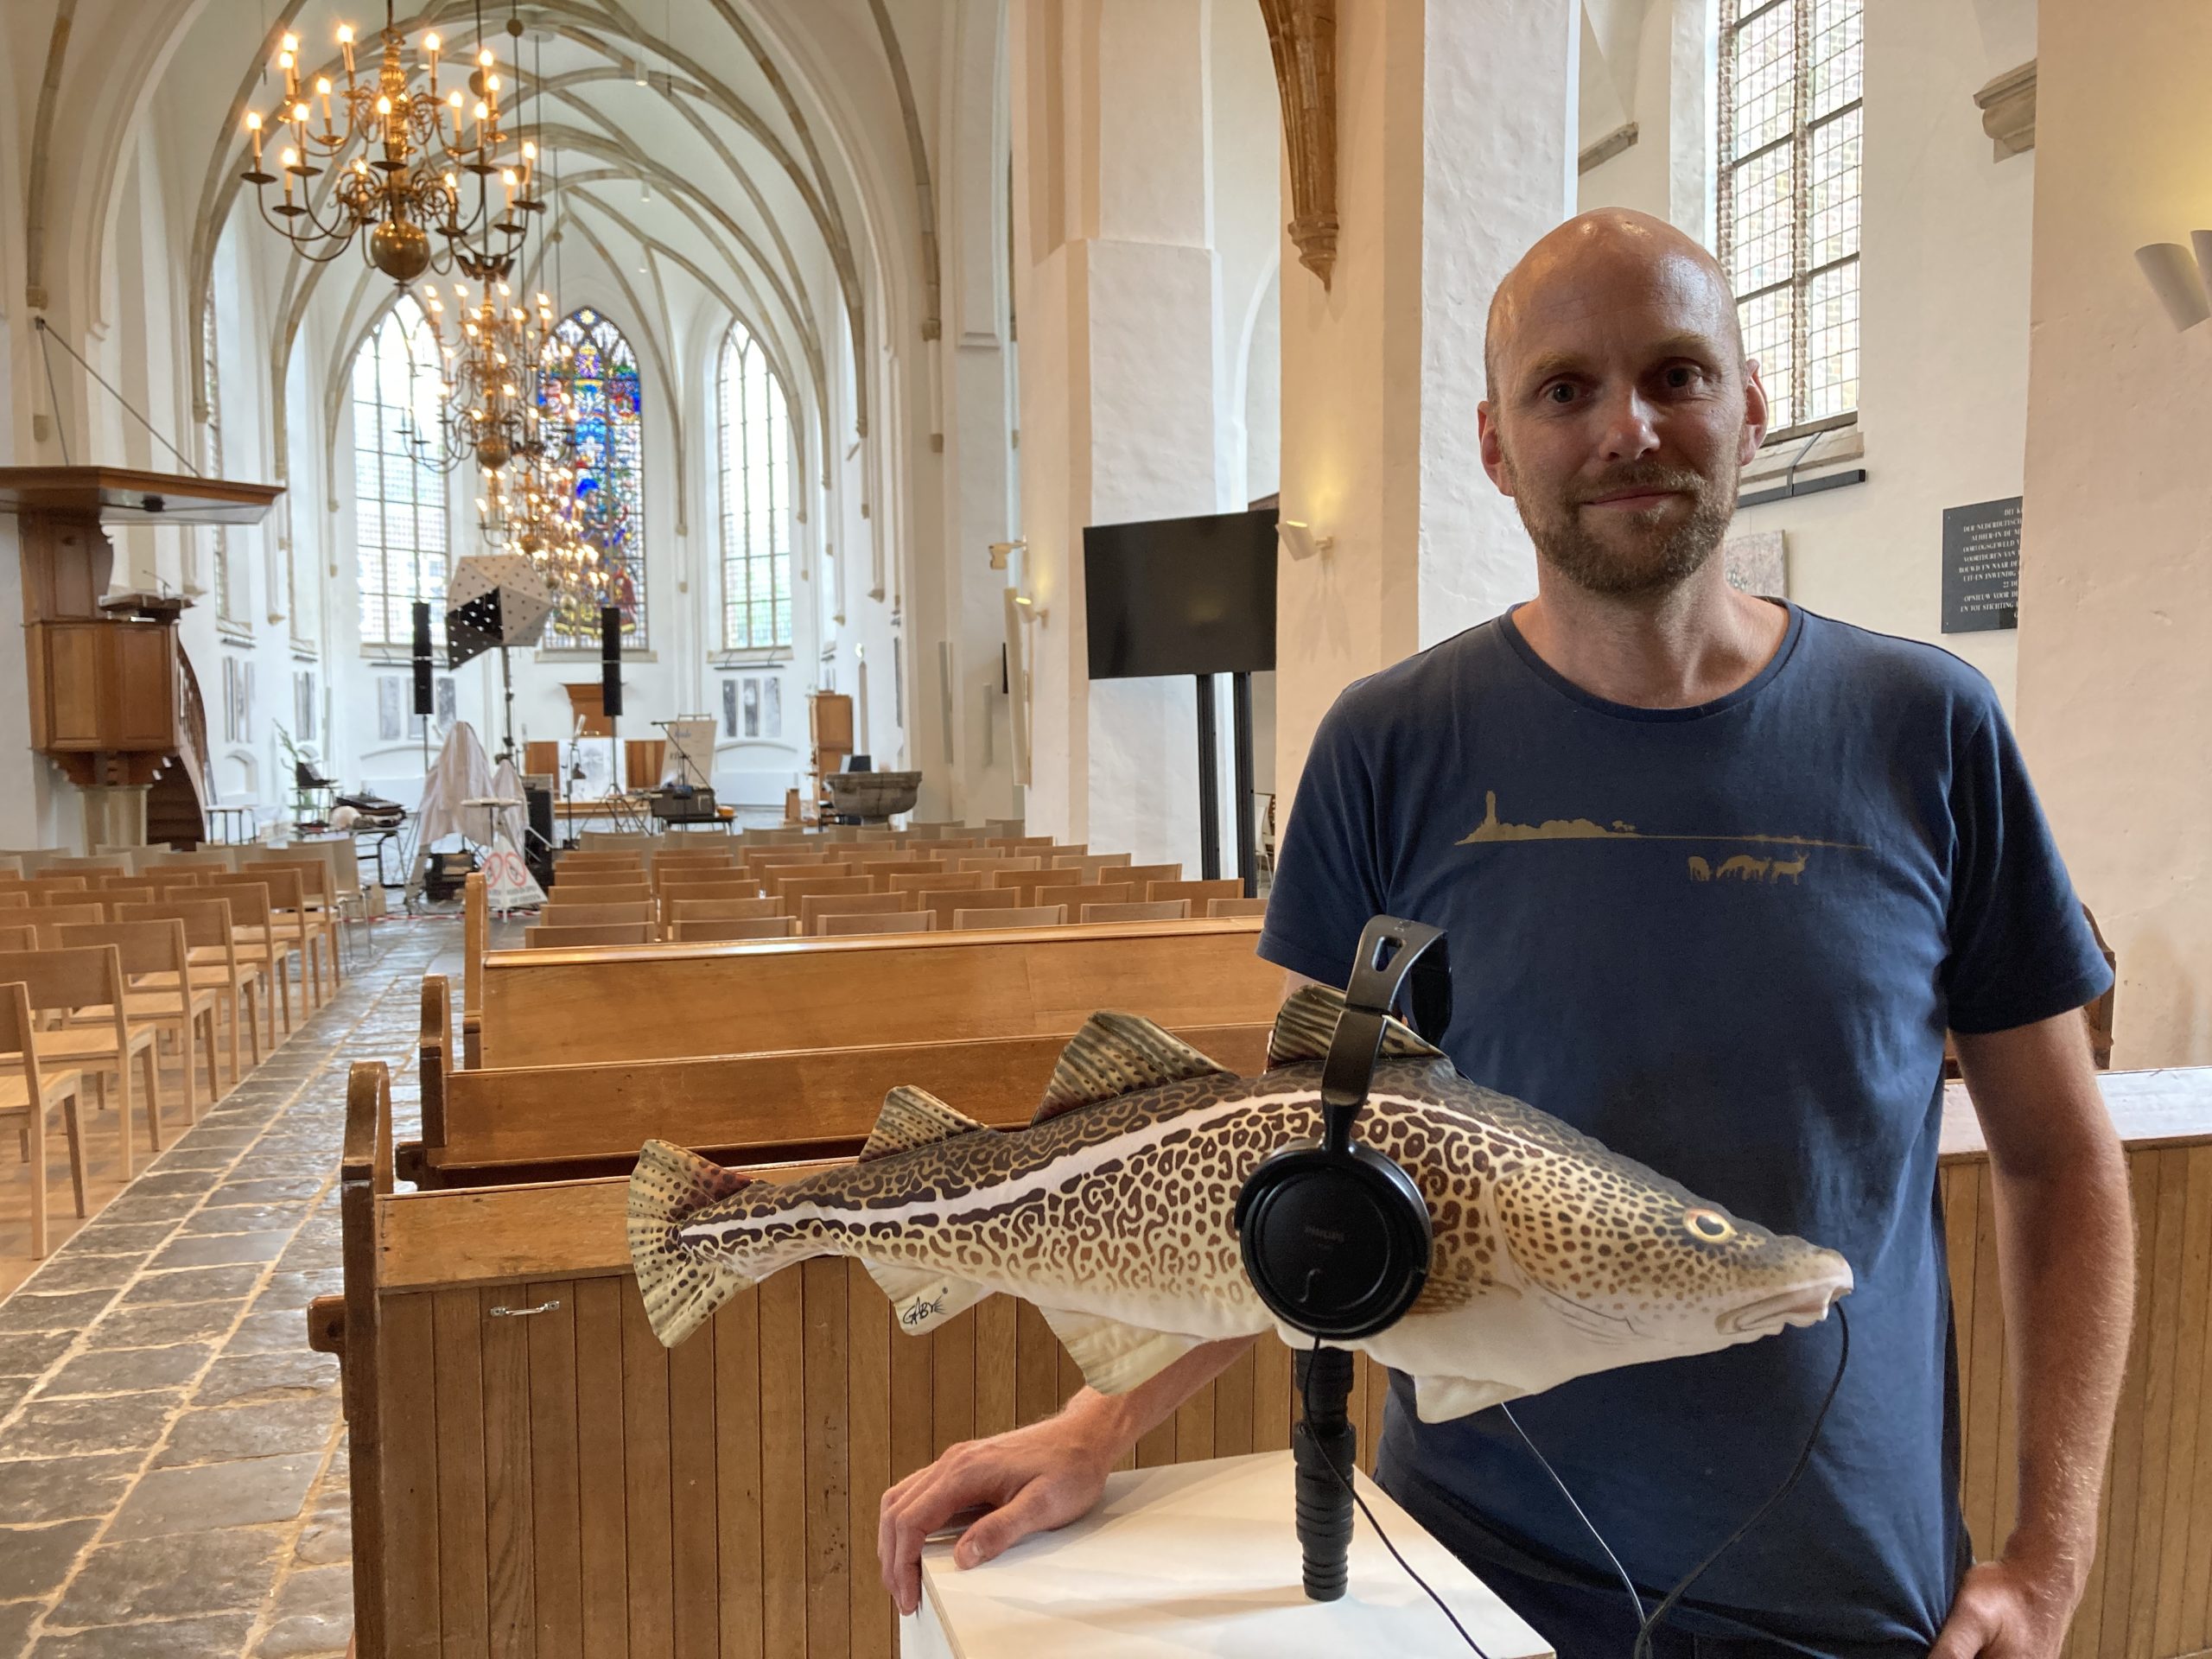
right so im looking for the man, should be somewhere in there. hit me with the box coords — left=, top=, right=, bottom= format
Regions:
left=878, top=210, right=2133, bottom=1658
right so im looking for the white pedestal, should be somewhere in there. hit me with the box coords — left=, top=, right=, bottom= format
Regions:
left=903, top=1451, right=1552, bottom=1658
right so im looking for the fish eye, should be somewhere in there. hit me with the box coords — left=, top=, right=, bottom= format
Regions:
left=1685, top=1208, right=1734, bottom=1243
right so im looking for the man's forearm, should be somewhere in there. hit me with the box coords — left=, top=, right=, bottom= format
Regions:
left=1988, top=1147, right=2134, bottom=1588
left=1062, top=1336, right=1261, bottom=1458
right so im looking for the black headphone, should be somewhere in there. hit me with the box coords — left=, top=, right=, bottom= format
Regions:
left=1235, top=916, right=1452, bottom=1341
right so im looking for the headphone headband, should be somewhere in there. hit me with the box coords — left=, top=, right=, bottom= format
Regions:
left=1318, top=918, right=1450, bottom=1153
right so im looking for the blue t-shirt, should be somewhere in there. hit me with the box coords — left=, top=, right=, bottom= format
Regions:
left=1256, top=602, right=2112, bottom=1656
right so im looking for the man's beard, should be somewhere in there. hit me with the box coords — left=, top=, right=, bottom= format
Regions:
left=1501, top=454, right=1738, bottom=600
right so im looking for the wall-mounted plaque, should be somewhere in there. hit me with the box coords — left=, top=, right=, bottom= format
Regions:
left=1942, top=496, right=2021, bottom=632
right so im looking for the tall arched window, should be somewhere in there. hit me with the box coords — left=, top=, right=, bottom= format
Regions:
left=542, top=308, right=646, bottom=647
left=351, top=296, right=449, bottom=649
left=201, top=293, right=247, bottom=629
left=718, top=322, right=792, bottom=650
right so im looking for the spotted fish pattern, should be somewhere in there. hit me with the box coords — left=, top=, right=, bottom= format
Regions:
left=628, top=988, right=1853, bottom=1420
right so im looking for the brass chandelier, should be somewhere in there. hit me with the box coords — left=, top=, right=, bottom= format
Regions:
left=240, top=3, right=541, bottom=283
left=410, top=278, right=563, bottom=474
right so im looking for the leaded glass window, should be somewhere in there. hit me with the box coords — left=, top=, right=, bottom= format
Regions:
left=351, top=296, right=450, bottom=650
left=202, top=294, right=248, bottom=628
left=1718, top=0, right=1862, bottom=435
left=541, top=308, right=646, bottom=648
left=717, top=322, right=793, bottom=650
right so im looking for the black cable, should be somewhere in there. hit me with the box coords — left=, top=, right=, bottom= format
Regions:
left=33, top=316, right=200, bottom=474
left=1300, top=1338, right=1491, bottom=1656
left=1495, top=1301, right=1852, bottom=1659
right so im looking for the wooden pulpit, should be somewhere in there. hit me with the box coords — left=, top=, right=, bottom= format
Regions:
left=0, top=467, right=283, bottom=847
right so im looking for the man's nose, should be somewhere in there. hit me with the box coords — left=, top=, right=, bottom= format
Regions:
left=1593, top=387, right=1662, bottom=462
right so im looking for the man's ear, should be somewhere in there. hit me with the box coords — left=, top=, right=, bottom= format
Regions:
left=1738, top=359, right=1770, bottom=463
left=1478, top=401, right=1514, bottom=496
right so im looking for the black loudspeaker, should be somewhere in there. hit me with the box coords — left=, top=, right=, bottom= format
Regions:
left=600, top=605, right=623, bottom=717
left=410, top=601, right=435, bottom=716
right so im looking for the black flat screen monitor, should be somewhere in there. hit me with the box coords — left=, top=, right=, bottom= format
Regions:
left=1083, top=507, right=1278, bottom=679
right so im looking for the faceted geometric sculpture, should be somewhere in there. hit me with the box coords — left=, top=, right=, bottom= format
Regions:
left=443, top=554, right=555, bottom=667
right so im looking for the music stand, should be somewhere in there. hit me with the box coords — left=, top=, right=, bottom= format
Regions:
left=655, top=716, right=715, bottom=791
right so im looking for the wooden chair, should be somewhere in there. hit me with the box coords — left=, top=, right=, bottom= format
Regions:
left=524, top=922, right=656, bottom=949
left=914, top=886, right=1015, bottom=931
left=143, top=849, right=238, bottom=874
left=578, top=831, right=656, bottom=852
left=1052, top=852, right=1134, bottom=880
left=952, top=904, right=1069, bottom=931
left=1148, top=878, right=1244, bottom=912
left=650, top=849, right=739, bottom=870
left=1207, top=896, right=1268, bottom=918
left=866, top=861, right=949, bottom=891
left=889, top=869, right=982, bottom=897
left=669, top=917, right=800, bottom=942
left=537, top=900, right=658, bottom=930
left=1037, top=881, right=1137, bottom=916
left=800, top=892, right=909, bottom=935
left=0, top=892, right=28, bottom=909
left=665, top=896, right=781, bottom=923
left=959, top=854, right=1035, bottom=874
left=820, top=912, right=938, bottom=938
left=1118, top=863, right=1185, bottom=894
left=556, top=853, right=649, bottom=873
left=654, top=874, right=760, bottom=901
left=56, top=920, right=222, bottom=1116
left=0, top=924, right=41, bottom=952
left=45, top=855, right=133, bottom=876
left=242, top=858, right=345, bottom=999
left=0, top=944, right=165, bottom=1177
left=222, top=867, right=331, bottom=1012
left=33, top=902, right=108, bottom=941
left=200, top=878, right=300, bottom=1042
left=992, top=868, right=1079, bottom=905
left=23, top=875, right=90, bottom=901
left=553, top=867, right=652, bottom=888
left=1080, top=899, right=1191, bottom=924
left=0, top=980, right=87, bottom=1258
left=772, top=874, right=874, bottom=913
left=550, top=880, right=653, bottom=907
left=0, top=856, right=22, bottom=878
left=986, top=836, right=1057, bottom=853
left=117, top=898, right=267, bottom=1085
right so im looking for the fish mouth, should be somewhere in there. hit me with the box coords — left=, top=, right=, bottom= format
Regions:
left=1720, top=1280, right=1849, bottom=1337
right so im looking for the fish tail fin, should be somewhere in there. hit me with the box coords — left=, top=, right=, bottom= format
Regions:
left=627, top=1140, right=758, bottom=1348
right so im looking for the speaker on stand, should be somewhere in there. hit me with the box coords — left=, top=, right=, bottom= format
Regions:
left=601, top=604, right=624, bottom=800
left=411, top=601, right=435, bottom=774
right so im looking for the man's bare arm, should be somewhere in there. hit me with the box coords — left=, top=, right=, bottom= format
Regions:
left=1932, top=1008, right=2135, bottom=1656
left=874, top=968, right=1319, bottom=1615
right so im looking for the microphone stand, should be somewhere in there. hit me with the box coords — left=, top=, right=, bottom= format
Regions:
left=1294, top=1346, right=1358, bottom=1600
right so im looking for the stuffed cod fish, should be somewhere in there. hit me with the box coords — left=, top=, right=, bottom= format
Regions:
left=629, top=986, right=1852, bottom=1420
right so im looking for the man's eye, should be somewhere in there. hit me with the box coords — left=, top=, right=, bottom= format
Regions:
left=1545, top=384, right=1578, bottom=404
left=1663, top=366, right=1698, bottom=389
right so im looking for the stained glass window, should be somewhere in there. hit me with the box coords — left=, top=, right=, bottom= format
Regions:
left=541, top=308, right=647, bottom=648
left=718, top=322, right=793, bottom=650
left=1718, top=0, right=1862, bottom=435
left=352, top=296, right=450, bottom=650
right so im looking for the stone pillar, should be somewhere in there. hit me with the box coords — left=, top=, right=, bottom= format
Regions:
left=1011, top=0, right=1224, bottom=868
left=2015, top=0, right=2212, bottom=1065
left=1274, top=0, right=1578, bottom=794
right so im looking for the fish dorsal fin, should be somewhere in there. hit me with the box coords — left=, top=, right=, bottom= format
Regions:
left=1034, top=1011, right=1235, bottom=1125
left=1266, top=982, right=1445, bottom=1069
left=860, top=1085, right=990, bottom=1162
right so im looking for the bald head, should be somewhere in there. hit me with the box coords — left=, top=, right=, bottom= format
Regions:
left=1484, top=210, right=1745, bottom=404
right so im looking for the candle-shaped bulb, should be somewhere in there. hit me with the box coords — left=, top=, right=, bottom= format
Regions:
left=316, top=75, right=331, bottom=95
left=424, top=31, right=441, bottom=53
left=281, top=146, right=299, bottom=167
left=283, top=31, right=300, bottom=51
left=334, top=24, right=351, bottom=45
left=376, top=95, right=391, bottom=116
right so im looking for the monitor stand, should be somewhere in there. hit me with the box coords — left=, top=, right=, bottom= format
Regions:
left=1194, top=671, right=1258, bottom=897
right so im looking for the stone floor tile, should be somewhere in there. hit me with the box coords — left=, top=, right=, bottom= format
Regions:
left=178, top=1205, right=296, bottom=1236
left=191, top=1350, right=337, bottom=1408
left=0, top=1599, right=39, bottom=1656
left=80, top=1302, right=239, bottom=1351
left=31, top=1612, right=257, bottom=1657
left=145, top=1232, right=290, bottom=1273
left=219, top=1311, right=308, bottom=1357
left=86, top=1193, right=201, bottom=1227
left=38, top=1345, right=213, bottom=1399
left=0, top=1518, right=100, bottom=1599
left=0, top=1453, right=143, bottom=1525
left=143, top=1147, right=237, bottom=1173
left=0, top=1332, right=73, bottom=1378
left=0, top=1392, right=184, bottom=1460
left=111, top=1173, right=217, bottom=1201
left=65, top=1221, right=180, bottom=1255
left=106, top=1451, right=322, bottom=1541
left=46, top=1524, right=283, bottom=1627
left=154, top=1396, right=334, bottom=1466
left=0, top=1292, right=117, bottom=1336
left=251, top=1271, right=340, bottom=1309
left=118, top=1265, right=262, bottom=1306
left=204, top=1179, right=322, bottom=1208
left=14, top=1256, right=141, bottom=1297
left=0, top=1374, right=33, bottom=1417
left=292, top=1510, right=351, bottom=1567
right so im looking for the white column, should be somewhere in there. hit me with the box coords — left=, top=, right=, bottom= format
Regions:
left=1011, top=0, right=1224, bottom=868
left=2015, top=0, right=2212, bottom=1066
left=1274, top=0, right=1578, bottom=794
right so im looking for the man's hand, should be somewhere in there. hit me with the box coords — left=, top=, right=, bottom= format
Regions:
left=876, top=1411, right=1116, bottom=1617
left=1928, top=1555, right=2079, bottom=1658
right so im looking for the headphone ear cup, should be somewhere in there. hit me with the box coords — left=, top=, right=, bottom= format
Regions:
left=1236, top=1143, right=1432, bottom=1341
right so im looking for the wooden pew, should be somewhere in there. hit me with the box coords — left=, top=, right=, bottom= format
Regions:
left=325, top=1058, right=2212, bottom=1659
left=474, top=918, right=1281, bottom=1068
left=401, top=974, right=1273, bottom=1188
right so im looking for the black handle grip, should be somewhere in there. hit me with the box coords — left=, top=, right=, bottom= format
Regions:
left=1294, top=1346, right=1358, bottom=1601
